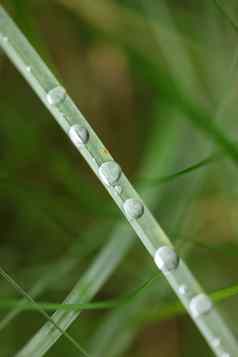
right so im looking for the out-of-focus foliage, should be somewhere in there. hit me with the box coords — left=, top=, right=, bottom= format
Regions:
left=0, top=0, right=238, bottom=356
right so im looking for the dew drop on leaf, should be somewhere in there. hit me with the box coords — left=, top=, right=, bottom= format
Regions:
left=46, top=86, right=66, bottom=105
left=99, top=161, right=121, bottom=186
left=190, top=294, right=212, bottom=318
left=123, top=198, right=144, bottom=219
left=154, top=246, right=179, bottom=272
left=69, top=125, right=89, bottom=146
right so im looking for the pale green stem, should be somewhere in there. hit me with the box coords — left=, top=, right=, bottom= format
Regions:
left=0, top=6, right=237, bottom=357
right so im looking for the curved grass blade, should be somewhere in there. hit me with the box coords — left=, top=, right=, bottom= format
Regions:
left=0, top=258, right=75, bottom=332
left=0, top=266, right=89, bottom=357
left=0, top=274, right=159, bottom=312
left=0, top=6, right=237, bottom=357
left=15, top=226, right=135, bottom=357
left=140, top=151, right=221, bottom=185
left=87, top=280, right=238, bottom=357
left=144, top=282, right=238, bottom=324
left=0, top=220, right=110, bottom=332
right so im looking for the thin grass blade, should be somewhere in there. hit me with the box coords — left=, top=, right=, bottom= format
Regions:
left=0, top=6, right=237, bottom=357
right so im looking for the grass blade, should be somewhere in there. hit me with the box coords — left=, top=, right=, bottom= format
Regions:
left=0, top=222, right=107, bottom=332
left=61, top=0, right=238, bottom=166
left=213, top=0, right=238, bottom=33
left=140, top=151, right=221, bottom=185
left=0, top=6, right=237, bottom=357
left=15, top=226, right=134, bottom=357
left=15, top=114, right=179, bottom=356
left=88, top=159, right=207, bottom=356
left=0, top=266, right=89, bottom=357
left=144, top=282, right=238, bottom=323
left=0, top=274, right=159, bottom=312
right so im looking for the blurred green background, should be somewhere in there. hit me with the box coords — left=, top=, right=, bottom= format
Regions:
left=0, top=0, right=238, bottom=356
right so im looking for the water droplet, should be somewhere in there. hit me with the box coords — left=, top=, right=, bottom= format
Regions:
left=123, top=198, right=144, bottom=219
left=221, top=353, right=230, bottom=357
left=212, top=338, right=221, bottom=348
left=26, top=66, right=31, bottom=72
left=178, top=285, right=188, bottom=296
left=190, top=294, right=212, bottom=318
left=46, top=86, right=66, bottom=105
left=92, top=157, right=98, bottom=166
left=154, top=246, right=179, bottom=272
left=69, top=125, right=89, bottom=147
left=115, top=185, right=122, bottom=194
left=99, top=161, right=121, bottom=186
left=2, top=35, right=8, bottom=43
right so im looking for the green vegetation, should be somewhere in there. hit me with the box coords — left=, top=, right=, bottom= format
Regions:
left=0, top=1, right=238, bottom=356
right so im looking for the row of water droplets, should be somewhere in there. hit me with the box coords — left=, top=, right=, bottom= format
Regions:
left=45, top=85, right=231, bottom=357
left=0, top=6, right=236, bottom=355
left=0, top=26, right=233, bottom=351
left=0, top=16, right=233, bottom=353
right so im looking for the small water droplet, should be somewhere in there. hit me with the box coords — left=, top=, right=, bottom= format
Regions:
left=92, top=157, right=98, bottom=166
left=115, top=185, right=122, bottom=194
left=154, top=246, right=179, bottom=272
left=26, top=66, right=31, bottom=72
left=69, top=125, right=89, bottom=146
left=123, top=198, right=144, bottom=219
left=190, top=294, right=212, bottom=318
left=212, top=338, right=221, bottom=348
left=2, top=36, right=8, bottom=43
left=178, top=285, right=188, bottom=296
left=99, top=161, right=121, bottom=186
left=46, top=86, right=66, bottom=105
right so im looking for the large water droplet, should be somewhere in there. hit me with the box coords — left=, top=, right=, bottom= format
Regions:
left=46, top=86, right=66, bottom=105
left=99, top=161, right=121, bottom=186
left=190, top=294, right=212, bottom=318
left=123, top=198, right=144, bottom=219
left=69, top=125, right=89, bottom=146
left=154, top=246, right=179, bottom=272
